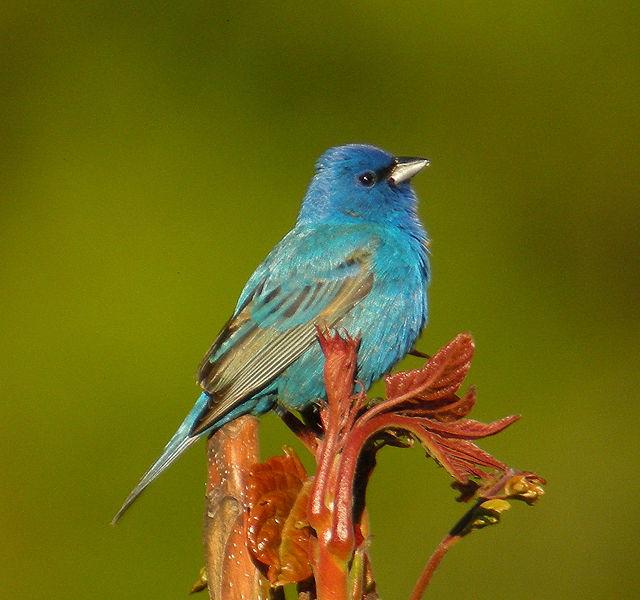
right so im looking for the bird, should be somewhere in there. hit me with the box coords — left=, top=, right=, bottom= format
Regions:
left=112, top=144, right=431, bottom=523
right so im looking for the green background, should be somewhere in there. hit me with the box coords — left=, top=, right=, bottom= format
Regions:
left=2, top=2, right=638, bottom=598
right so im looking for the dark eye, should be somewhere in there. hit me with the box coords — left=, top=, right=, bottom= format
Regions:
left=357, top=171, right=376, bottom=187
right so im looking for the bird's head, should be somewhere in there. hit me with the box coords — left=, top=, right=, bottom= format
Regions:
left=298, top=144, right=429, bottom=228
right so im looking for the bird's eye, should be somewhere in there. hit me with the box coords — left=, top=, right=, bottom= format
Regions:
left=357, top=171, right=376, bottom=187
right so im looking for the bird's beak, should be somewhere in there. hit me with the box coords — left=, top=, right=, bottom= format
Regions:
left=388, top=156, right=430, bottom=185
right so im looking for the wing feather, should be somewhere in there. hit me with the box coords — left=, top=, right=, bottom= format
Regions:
left=192, top=244, right=375, bottom=435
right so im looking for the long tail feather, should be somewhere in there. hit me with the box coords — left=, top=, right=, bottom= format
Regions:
left=111, top=392, right=210, bottom=524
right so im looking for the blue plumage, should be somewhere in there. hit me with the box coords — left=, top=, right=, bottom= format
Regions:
left=113, top=144, right=430, bottom=523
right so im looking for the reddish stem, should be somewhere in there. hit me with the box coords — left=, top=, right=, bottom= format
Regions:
left=409, top=534, right=461, bottom=600
left=203, top=416, right=262, bottom=600
left=332, top=414, right=416, bottom=546
left=313, top=539, right=349, bottom=600
left=309, top=428, right=338, bottom=525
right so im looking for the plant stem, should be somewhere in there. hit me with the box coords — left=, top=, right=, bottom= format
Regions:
left=409, top=534, right=461, bottom=600
left=203, top=415, right=262, bottom=600
left=313, top=542, right=349, bottom=600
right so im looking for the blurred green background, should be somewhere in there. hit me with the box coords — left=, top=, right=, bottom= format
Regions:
left=1, top=2, right=639, bottom=598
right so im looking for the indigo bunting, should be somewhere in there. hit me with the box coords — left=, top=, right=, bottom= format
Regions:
left=113, top=144, right=430, bottom=522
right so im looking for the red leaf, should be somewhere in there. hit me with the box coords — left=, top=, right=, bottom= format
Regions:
left=415, top=429, right=470, bottom=482
left=435, top=437, right=508, bottom=474
left=433, top=387, right=477, bottom=421
left=398, top=387, right=477, bottom=421
left=362, top=412, right=518, bottom=486
left=420, top=414, right=520, bottom=439
left=414, top=428, right=509, bottom=483
left=384, top=333, right=474, bottom=407
left=246, top=448, right=313, bottom=585
left=278, top=481, right=313, bottom=584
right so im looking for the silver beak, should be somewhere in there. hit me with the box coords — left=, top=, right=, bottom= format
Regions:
left=388, top=156, right=430, bottom=185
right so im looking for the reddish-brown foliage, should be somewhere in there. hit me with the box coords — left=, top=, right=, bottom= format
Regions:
left=234, top=330, right=544, bottom=600
left=384, top=333, right=475, bottom=408
left=246, top=447, right=313, bottom=585
left=352, top=333, right=521, bottom=486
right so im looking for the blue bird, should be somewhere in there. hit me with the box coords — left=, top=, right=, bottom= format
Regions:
left=113, top=144, right=430, bottom=523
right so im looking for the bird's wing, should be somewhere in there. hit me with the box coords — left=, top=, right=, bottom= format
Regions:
left=193, top=231, right=378, bottom=435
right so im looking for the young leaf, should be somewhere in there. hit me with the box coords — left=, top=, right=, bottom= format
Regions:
left=421, top=414, right=520, bottom=439
left=246, top=448, right=313, bottom=586
left=384, top=333, right=474, bottom=408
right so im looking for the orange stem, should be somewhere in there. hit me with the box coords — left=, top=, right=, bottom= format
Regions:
left=203, top=415, right=262, bottom=600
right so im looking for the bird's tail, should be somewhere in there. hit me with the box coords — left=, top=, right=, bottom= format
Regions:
left=111, top=392, right=210, bottom=524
